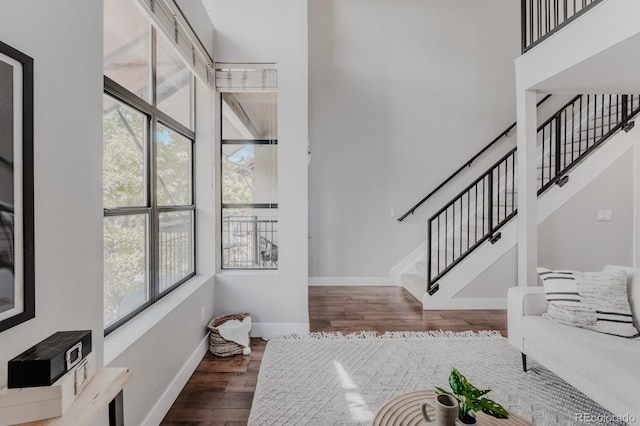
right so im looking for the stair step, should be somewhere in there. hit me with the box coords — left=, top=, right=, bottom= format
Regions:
left=415, top=261, right=428, bottom=279
left=400, top=274, right=427, bottom=302
left=430, top=233, right=484, bottom=248
left=538, top=124, right=621, bottom=148
left=492, top=199, right=516, bottom=206
left=539, top=142, right=604, bottom=157
left=430, top=221, right=508, bottom=240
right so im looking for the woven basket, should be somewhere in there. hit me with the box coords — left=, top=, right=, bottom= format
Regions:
left=207, top=312, right=251, bottom=357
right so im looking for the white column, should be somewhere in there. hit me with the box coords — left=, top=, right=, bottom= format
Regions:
left=516, top=90, right=538, bottom=287
left=634, top=144, right=640, bottom=268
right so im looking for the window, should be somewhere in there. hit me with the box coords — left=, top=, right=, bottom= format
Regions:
left=103, top=0, right=195, bottom=333
left=220, top=90, right=278, bottom=270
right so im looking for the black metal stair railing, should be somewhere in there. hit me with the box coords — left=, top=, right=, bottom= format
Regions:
left=426, top=149, right=517, bottom=295
left=537, top=94, right=638, bottom=192
left=522, top=0, right=605, bottom=53
left=427, top=94, right=640, bottom=295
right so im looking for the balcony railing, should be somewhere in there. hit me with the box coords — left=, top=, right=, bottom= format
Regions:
left=159, top=227, right=193, bottom=292
left=222, top=216, right=278, bottom=270
left=522, top=0, right=604, bottom=52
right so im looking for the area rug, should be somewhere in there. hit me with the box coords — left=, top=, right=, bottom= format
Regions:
left=248, top=331, right=627, bottom=426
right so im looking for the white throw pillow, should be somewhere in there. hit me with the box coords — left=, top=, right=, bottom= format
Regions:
left=538, top=267, right=640, bottom=339
left=602, top=265, right=640, bottom=331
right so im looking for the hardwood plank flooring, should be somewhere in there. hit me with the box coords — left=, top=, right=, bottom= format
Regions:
left=161, top=286, right=507, bottom=425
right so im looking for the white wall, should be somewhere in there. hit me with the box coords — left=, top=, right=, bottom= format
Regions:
left=308, top=0, right=521, bottom=279
left=0, top=0, right=104, bottom=386
left=208, top=0, right=309, bottom=335
left=106, top=278, right=214, bottom=426
left=455, top=247, right=517, bottom=299
left=538, top=153, right=633, bottom=271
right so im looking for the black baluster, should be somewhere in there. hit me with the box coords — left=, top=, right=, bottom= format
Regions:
left=555, top=115, right=561, bottom=178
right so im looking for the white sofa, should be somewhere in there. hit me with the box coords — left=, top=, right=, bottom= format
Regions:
left=508, top=265, right=640, bottom=420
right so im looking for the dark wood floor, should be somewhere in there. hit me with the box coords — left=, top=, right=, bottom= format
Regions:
left=161, top=286, right=507, bottom=425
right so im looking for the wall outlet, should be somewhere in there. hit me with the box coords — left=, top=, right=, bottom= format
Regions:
left=200, top=306, right=205, bottom=323
left=597, top=210, right=613, bottom=221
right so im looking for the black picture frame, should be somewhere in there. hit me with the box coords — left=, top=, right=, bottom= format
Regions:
left=0, top=40, right=34, bottom=332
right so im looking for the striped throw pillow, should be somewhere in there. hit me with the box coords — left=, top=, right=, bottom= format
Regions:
left=537, top=268, right=581, bottom=305
left=537, top=268, right=640, bottom=339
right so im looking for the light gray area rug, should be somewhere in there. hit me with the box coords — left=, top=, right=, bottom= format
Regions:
left=248, top=331, right=627, bottom=426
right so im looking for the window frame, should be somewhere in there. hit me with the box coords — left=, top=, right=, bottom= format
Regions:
left=103, top=26, right=196, bottom=335
left=219, top=95, right=278, bottom=271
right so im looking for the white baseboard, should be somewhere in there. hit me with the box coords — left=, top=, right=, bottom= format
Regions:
left=250, top=322, right=310, bottom=337
left=439, top=298, right=507, bottom=310
left=308, top=276, right=394, bottom=286
left=141, top=335, right=208, bottom=426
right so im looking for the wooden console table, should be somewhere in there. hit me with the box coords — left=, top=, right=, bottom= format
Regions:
left=18, top=368, right=132, bottom=426
left=373, top=390, right=533, bottom=426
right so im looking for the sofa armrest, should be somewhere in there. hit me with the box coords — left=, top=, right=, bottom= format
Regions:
left=509, top=286, right=547, bottom=316
left=507, top=286, right=547, bottom=351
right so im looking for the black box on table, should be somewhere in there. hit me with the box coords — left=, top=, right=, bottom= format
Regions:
left=7, top=330, right=92, bottom=388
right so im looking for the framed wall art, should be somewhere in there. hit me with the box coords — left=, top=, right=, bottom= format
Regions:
left=0, top=40, right=34, bottom=332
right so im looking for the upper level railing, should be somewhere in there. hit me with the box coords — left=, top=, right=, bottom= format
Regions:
left=397, top=95, right=552, bottom=222
left=426, top=94, right=640, bottom=295
left=522, top=0, right=605, bottom=52
left=222, top=216, right=278, bottom=270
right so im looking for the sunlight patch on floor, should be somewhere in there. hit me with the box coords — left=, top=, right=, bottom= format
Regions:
left=333, top=360, right=374, bottom=422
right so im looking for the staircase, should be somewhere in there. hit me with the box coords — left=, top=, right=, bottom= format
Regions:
left=398, top=94, right=640, bottom=305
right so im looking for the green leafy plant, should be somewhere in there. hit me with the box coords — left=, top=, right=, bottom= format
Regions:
left=436, top=367, right=509, bottom=423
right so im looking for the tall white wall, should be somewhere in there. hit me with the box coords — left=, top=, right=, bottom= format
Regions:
left=0, top=0, right=104, bottom=387
left=308, top=0, right=520, bottom=280
left=208, top=0, right=309, bottom=335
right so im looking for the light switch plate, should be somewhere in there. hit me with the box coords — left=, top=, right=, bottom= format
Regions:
left=597, top=210, right=613, bottom=221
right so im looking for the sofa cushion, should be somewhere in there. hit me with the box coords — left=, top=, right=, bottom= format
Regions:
left=523, top=316, right=640, bottom=410
left=538, top=268, right=639, bottom=338
left=537, top=268, right=581, bottom=305
left=603, top=265, right=640, bottom=331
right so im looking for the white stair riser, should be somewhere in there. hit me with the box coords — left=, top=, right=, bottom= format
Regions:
left=399, top=274, right=427, bottom=301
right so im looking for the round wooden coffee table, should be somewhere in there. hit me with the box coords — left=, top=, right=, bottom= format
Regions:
left=373, top=390, right=533, bottom=426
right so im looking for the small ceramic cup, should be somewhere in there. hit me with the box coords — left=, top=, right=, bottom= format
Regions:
left=421, top=394, right=459, bottom=426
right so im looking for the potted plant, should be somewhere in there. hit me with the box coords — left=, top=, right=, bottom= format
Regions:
left=436, top=368, right=509, bottom=424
